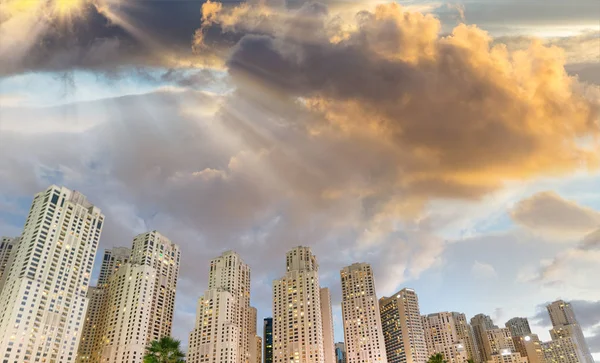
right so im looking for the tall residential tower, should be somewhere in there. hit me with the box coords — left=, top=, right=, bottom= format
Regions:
left=340, top=263, right=387, bottom=363
left=188, top=251, right=251, bottom=363
left=0, top=186, right=104, bottom=363
left=379, top=288, right=428, bottom=363
left=272, top=247, right=326, bottom=363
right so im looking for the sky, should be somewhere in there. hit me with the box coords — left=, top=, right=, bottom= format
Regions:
left=0, top=0, right=599, bottom=359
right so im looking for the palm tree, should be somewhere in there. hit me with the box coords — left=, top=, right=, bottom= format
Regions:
left=143, top=336, right=185, bottom=363
left=427, top=353, right=447, bottom=363
left=467, top=359, right=475, bottom=363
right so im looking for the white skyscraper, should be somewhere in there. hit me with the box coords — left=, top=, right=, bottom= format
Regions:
left=77, top=247, right=131, bottom=362
left=321, top=287, right=336, bottom=363
left=544, top=300, right=593, bottom=363
left=379, top=288, right=428, bottom=363
left=188, top=251, right=251, bottom=363
left=98, top=263, right=156, bottom=362
left=130, top=231, right=180, bottom=342
left=422, top=312, right=469, bottom=363
left=273, top=246, right=325, bottom=363
left=340, top=263, right=387, bottom=363
left=0, top=185, right=104, bottom=363
left=90, top=231, right=179, bottom=363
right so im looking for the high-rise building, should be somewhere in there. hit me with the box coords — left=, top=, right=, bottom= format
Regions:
left=340, top=263, right=387, bottom=363
left=0, top=186, right=104, bottom=362
left=545, top=300, right=594, bottom=363
left=505, top=318, right=531, bottom=338
left=379, top=288, right=428, bottom=363
left=321, top=287, right=336, bottom=363
left=81, top=231, right=179, bottom=363
left=422, top=312, right=468, bottom=363
left=486, top=350, right=528, bottom=363
left=272, top=246, right=325, bottom=363
left=482, top=328, right=517, bottom=362
left=335, top=342, right=346, bottom=363
left=250, top=306, right=263, bottom=363
left=542, top=336, right=586, bottom=363
left=255, top=336, right=263, bottom=363
left=188, top=250, right=251, bottom=363
left=452, top=312, right=481, bottom=363
left=470, top=314, right=498, bottom=362
left=98, top=263, right=157, bottom=362
left=264, top=317, right=273, bottom=363
left=77, top=247, right=131, bottom=362
left=130, top=231, right=180, bottom=342
left=513, top=334, right=546, bottom=363
left=0, top=236, right=19, bottom=285
left=97, top=247, right=131, bottom=286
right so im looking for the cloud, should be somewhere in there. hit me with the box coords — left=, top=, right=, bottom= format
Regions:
left=472, top=261, right=498, bottom=279
left=0, top=0, right=221, bottom=75
left=510, top=191, right=600, bottom=238
left=197, top=2, right=600, bottom=202
left=522, top=228, right=600, bottom=288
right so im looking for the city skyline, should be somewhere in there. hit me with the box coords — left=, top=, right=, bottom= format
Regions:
left=1, top=185, right=598, bottom=363
left=1, top=0, right=600, bottom=360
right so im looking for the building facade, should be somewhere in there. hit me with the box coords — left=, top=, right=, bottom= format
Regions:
left=340, top=263, right=387, bottom=363
left=0, top=236, right=19, bottom=287
left=505, top=318, right=532, bottom=338
left=0, top=186, right=104, bottom=363
left=272, top=247, right=325, bottom=363
left=130, top=231, right=180, bottom=342
left=98, top=263, right=157, bottom=362
left=470, top=314, right=498, bottom=362
left=513, top=334, right=546, bottom=363
left=545, top=300, right=593, bottom=363
left=335, top=342, right=346, bottom=363
left=452, top=312, right=481, bottom=363
left=321, top=287, right=336, bottom=363
left=542, top=336, right=586, bottom=363
left=264, top=318, right=273, bottom=363
left=379, top=288, right=428, bottom=363
left=422, top=312, right=469, bottom=363
left=188, top=251, right=251, bottom=363
left=77, top=247, right=131, bottom=362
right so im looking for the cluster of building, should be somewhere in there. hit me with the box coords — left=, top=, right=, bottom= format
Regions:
left=0, top=185, right=595, bottom=363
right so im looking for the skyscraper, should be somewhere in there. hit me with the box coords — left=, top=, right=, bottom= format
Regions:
left=97, top=262, right=157, bottom=362
left=77, top=247, right=131, bottom=362
left=451, top=312, right=481, bottom=363
left=505, top=317, right=532, bottom=338
left=481, top=328, right=516, bottom=361
left=272, top=246, right=325, bottom=363
left=513, top=334, right=546, bottom=363
left=335, top=342, right=346, bottom=363
left=96, top=246, right=131, bottom=286
left=379, top=288, right=428, bottom=363
left=321, top=287, right=336, bottom=363
left=264, top=317, right=273, bottom=363
left=421, top=312, right=468, bottom=363
left=250, top=306, right=263, bottom=363
left=340, top=263, right=387, bottom=363
left=0, top=236, right=18, bottom=285
left=0, top=185, right=104, bottom=362
left=82, top=231, right=179, bottom=363
left=188, top=250, right=251, bottom=363
left=470, top=314, right=498, bottom=362
left=130, top=231, right=180, bottom=342
left=543, top=300, right=594, bottom=363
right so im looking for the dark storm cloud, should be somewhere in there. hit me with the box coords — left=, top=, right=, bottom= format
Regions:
left=0, top=0, right=230, bottom=75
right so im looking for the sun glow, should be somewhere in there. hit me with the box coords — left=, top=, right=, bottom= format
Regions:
left=52, top=0, right=85, bottom=18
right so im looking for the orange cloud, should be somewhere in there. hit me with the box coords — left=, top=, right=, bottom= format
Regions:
left=199, top=2, right=600, bottom=200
